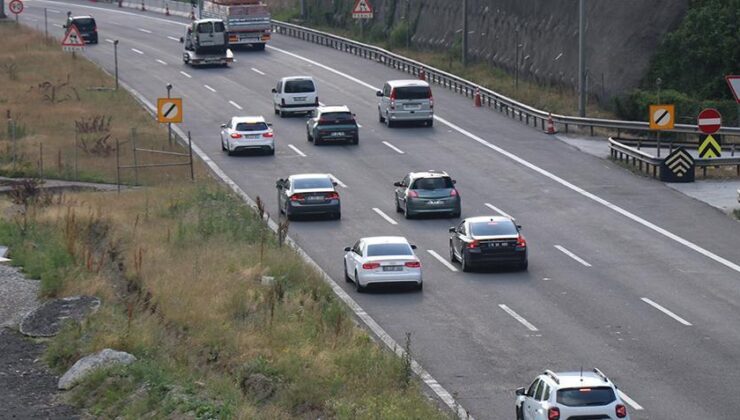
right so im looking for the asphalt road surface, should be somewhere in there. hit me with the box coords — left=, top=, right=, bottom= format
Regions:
left=18, top=2, right=740, bottom=418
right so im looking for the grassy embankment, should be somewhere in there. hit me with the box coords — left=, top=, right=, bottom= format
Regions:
left=0, top=23, right=448, bottom=419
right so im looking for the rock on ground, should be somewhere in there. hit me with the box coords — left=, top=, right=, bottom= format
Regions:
left=58, top=348, right=136, bottom=390
left=20, top=295, right=101, bottom=337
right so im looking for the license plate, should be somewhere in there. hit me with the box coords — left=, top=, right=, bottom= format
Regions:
left=294, top=97, right=306, bottom=101
left=306, top=196, right=323, bottom=202
left=427, top=200, right=443, bottom=205
left=405, top=105, right=421, bottom=110
left=383, top=266, right=403, bottom=271
left=490, top=242, right=508, bottom=248
left=246, top=135, right=259, bottom=139
left=332, top=132, right=345, bottom=136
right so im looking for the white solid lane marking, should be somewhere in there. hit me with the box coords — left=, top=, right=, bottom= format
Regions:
left=498, top=304, right=539, bottom=331
left=617, top=390, right=644, bottom=411
left=372, top=208, right=398, bottom=225
left=484, top=203, right=512, bottom=219
left=179, top=71, right=192, bottom=78
left=156, top=59, right=167, bottom=65
left=52, top=23, right=63, bottom=28
left=105, top=38, right=114, bottom=44
left=287, top=144, right=306, bottom=157
left=641, top=298, right=692, bottom=326
left=229, top=100, right=243, bottom=110
left=382, top=141, right=405, bottom=154
left=131, top=48, right=144, bottom=54
left=554, top=245, right=592, bottom=267
left=329, top=174, right=347, bottom=188
left=204, top=84, right=216, bottom=93
left=138, top=28, right=152, bottom=34
left=167, top=35, right=180, bottom=41
left=426, top=250, right=459, bottom=272
left=251, top=67, right=265, bottom=75
left=268, top=44, right=740, bottom=277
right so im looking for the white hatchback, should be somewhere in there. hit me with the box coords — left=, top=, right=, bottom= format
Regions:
left=343, top=236, right=422, bottom=292
left=272, top=76, right=318, bottom=117
left=220, top=116, right=274, bottom=156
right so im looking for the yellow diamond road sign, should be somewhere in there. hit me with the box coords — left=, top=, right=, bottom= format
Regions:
left=649, top=104, right=675, bottom=130
left=157, top=98, right=183, bottom=123
left=698, top=134, right=722, bottom=158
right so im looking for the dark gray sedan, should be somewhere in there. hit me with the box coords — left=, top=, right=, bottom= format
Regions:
left=277, top=174, right=341, bottom=220
left=394, top=171, right=461, bottom=219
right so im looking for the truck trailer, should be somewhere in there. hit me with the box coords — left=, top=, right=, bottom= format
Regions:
left=201, top=0, right=271, bottom=50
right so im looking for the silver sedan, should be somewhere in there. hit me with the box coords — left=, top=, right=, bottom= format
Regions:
left=343, top=236, right=422, bottom=292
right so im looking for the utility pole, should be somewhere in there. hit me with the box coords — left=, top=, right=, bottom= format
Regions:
left=114, top=40, right=119, bottom=90
left=300, top=0, right=306, bottom=19
left=405, top=0, right=410, bottom=50
left=515, top=28, right=521, bottom=90
left=577, top=0, right=586, bottom=117
left=461, top=0, right=468, bottom=67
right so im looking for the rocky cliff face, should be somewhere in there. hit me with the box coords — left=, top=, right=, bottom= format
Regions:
left=276, top=0, right=689, bottom=100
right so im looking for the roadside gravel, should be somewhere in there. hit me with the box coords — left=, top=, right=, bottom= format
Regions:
left=0, top=264, right=40, bottom=328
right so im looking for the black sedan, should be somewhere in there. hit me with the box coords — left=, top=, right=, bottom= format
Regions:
left=449, top=216, right=528, bottom=272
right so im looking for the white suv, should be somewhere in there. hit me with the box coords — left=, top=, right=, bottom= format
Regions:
left=515, top=369, right=630, bottom=420
left=272, top=76, right=318, bottom=117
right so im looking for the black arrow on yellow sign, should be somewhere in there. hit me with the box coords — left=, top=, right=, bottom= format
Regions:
left=698, top=134, right=722, bottom=158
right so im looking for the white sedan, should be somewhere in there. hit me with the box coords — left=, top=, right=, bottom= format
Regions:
left=343, top=236, right=423, bottom=292
left=220, top=116, right=274, bottom=156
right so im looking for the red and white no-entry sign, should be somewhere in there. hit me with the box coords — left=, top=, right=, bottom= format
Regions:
left=697, top=108, right=721, bottom=134
left=8, top=0, right=24, bottom=14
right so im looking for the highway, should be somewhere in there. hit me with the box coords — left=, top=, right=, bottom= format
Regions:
left=19, top=1, right=740, bottom=418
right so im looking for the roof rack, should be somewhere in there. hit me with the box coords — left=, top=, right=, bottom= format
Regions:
left=543, top=370, right=560, bottom=385
left=593, top=368, right=609, bottom=383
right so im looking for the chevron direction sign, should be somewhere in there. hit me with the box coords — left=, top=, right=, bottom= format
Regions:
left=698, top=134, right=722, bottom=158
left=660, top=147, right=695, bottom=182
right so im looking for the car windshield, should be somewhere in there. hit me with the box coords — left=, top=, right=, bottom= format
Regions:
left=235, top=122, right=268, bottom=132
left=410, top=177, right=453, bottom=190
left=556, top=387, right=616, bottom=407
left=366, top=243, right=413, bottom=257
left=293, top=177, right=333, bottom=190
left=394, top=86, right=431, bottom=100
left=284, top=80, right=315, bottom=93
left=469, top=221, right=518, bottom=236
left=72, top=18, right=95, bottom=30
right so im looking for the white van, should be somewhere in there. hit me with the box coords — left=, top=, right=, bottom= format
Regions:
left=272, top=76, right=318, bottom=117
left=376, top=80, right=434, bottom=127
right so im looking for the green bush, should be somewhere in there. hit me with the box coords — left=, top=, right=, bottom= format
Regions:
left=389, top=21, right=410, bottom=49
left=614, top=88, right=738, bottom=124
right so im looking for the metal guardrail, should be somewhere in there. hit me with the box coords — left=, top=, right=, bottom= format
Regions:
left=270, top=20, right=740, bottom=140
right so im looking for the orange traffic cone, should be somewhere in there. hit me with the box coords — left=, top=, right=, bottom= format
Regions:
left=545, top=113, right=557, bottom=134
left=473, top=87, right=482, bottom=107
left=418, top=68, right=426, bottom=81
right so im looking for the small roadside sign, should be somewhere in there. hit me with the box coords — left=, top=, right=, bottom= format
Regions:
left=649, top=104, right=675, bottom=130
left=726, top=75, right=740, bottom=103
left=660, top=147, right=694, bottom=182
left=157, top=98, right=183, bottom=123
left=697, top=108, right=721, bottom=134
left=698, top=134, right=722, bottom=158
left=61, top=26, right=85, bottom=52
left=352, top=0, right=373, bottom=19
left=8, top=0, right=24, bottom=14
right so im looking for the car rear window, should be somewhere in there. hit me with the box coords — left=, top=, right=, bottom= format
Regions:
left=411, top=177, right=453, bottom=190
left=366, top=243, right=413, bottom=257
left=235, top=122, right=268, bottom=131
left=320, top=112, right=353, bottom=122
left=469, top=221, right=518, bottom=236
left=394, top=86, right=431, bottom=100
left=293, top=177, right=333, bottom=190
left=214, top=21, right=226, bottom=32
left=197, top=22, right=213, bottom=33
left=72, top=18, right=95, bottom=30
left=556, top=387, right=616, bottom=407
left=284, top=80, right=315, bottom=93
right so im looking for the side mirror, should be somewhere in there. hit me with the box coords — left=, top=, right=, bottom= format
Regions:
left=410, top=244, right=417, bottom=250
left=63, top=24, right=68, bottom=29
left=332, top=181, right=338, bottom=187
left=376, top=90, right=383, bottom=97
left=271, top=88, right=277, bottom=93
left=344, top=247, right=351, bottom=252
left=393, top=182, right=402, bottom=187
left=452, top=179, right=457, bottom=184
left=179, top=37, right=184, bottom=43
left=276, top=179, right=285, bottom=188
left=220, top=124, right=227, bottom=129
left=517, top=225, right=523, bottom=230
left=515, top=387, right=526, bottom=396
left=448, top=227, right=456, bottom=233
left=267, top=122, right=273, bottom=127
left=352, top=113, right=357, bottom=117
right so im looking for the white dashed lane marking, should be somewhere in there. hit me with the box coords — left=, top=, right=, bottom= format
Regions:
left=287, top=144, right=306, bottom=157
left=52, top=23, right=63, bottom=28
left=105, top=38, right=114, bottom=44
left=167, top=35, right=180, bottom=41
left=498, top=304, right=539, bottom=331
left=138, top=28, right=152, bottom=34
left=251, top=67, right=265, bottom=75
left=372, top=208, right=398, bottom=225
left=426, top=250, right=458, bottom=272
left=484, top=203, right=512, bottom=219
left=554, top=245, right=592, bottom=267
left=156, top=59, right=167, bottom=65
left=229, top=100, right=242, bottom=110
left=382, top=141, right=404, bottom=154
left=204, top=85, right=216, bottom=92
left=641, top=298, right=692, bottom=326
left=131, top=48, right=144, bottom=54
left=179, top=71, right=192, bottom=78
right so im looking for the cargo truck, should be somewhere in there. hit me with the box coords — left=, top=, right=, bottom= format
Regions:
left=201, top=0, right=271, bottom=50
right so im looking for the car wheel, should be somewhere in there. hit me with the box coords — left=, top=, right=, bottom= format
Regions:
left=355, top=271, right=365, bottom=293
left=274, top=106, right=279, bottom=115
left=451, top=210, right=461, bottom=218
left=351, top=134, right=359, bottom=145
left=268, top=147, right=275, bottom=156
left=314, top=136, right=323, bottom=146
left=387, top=117, right=395, bottom=128
left=404, top=208, right=414, bottom=219
left=416, top=281, right=423, bottom=291
left=227, top=146, right=234, bottom=156
left=221, top=139, right=227, bottom=151
left=516, top=405, right=523, bottom=420
left=520, top=259, right=529, bottom=271
left=378, top=109, right=385, bottom=123
left=344, top=262, right=352, bottom=283
left=307, top=131, right=313, bottom=142
left=428, top=119, right=434, bottom=127
left=395, top=198, right=402, bottom=213
left=278, top=109, right=285, bottom=118
left=461, top=249, right=473, bottom=272
left=449, top=242, right=457, bottom=262
left=332, top=211, right=341, bottom=220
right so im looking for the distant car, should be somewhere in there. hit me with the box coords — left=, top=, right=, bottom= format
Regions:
left=306, top=106, right=359, bottom=145
left=65, top=15, right=98, bottom=44
left=376, top=80, right=433, bottom=127
left=394, top=170, right=460, bottom=219
left=343, top=236, right=422, bottom=292
left=276, top=174, right=340, bottom=220
left=272, top=76, right=318, bottom=117
left=515, top=369, right=630, bottom=420
left=220, top=116, right=274, bottom=155
left=449, top=215, right=528, bottom=272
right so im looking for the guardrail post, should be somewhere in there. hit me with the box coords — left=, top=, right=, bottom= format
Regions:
left=590, top=126, right=594, bottom=137
left=564, top=123, right=569, bottom=134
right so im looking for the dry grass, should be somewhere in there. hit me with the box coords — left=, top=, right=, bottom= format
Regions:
left=0, top=24, right=196, bottom=184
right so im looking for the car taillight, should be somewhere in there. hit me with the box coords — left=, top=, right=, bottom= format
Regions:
left=516, top=235, right=527, bottom=248
left=325, top=192, right=339, bottom=200
left=429, top=94, right=434, bottom=109
left=404, top=261, right=421, bottom=268
left=290, top=194, right=304, bottom=202
left=467, top=240, right=479, bottom=249
left=390, top=88, right=397, bottom=100
left=230, top=133, right=242, bottom=138
left=362, top=262, right=380, bottom=270
left=407, top=190, right=419, bottom=198
left=262, top=132, right=274, bottom=138
left=547, top=407, right=560, bottom=420
left=616, top=404, right=627, bottom=418
left=450, top=189, right=458, bottom=197
left=318, top=119, right=330, bottom=124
